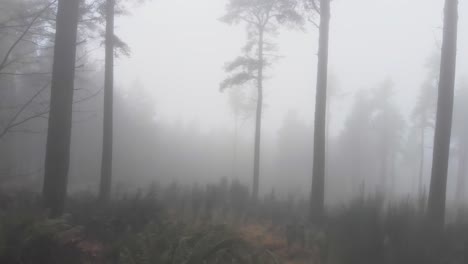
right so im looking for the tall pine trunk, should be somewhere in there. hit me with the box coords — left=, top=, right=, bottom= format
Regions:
left=427, top=0, right=458, bottom=229
left=42, top=0, right=80, bottom=217
left=310, top=0, right=330, bottom=224
left=252, top=28, right=264, bottom=202
left=99, top=0, right=115, bottom=202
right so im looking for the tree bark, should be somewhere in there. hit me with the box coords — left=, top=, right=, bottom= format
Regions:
left=42, top=0, right=80, bottom=217
left=310, top=0, right=330, bottom=225
left=99, top=0, right=115, bottom=202
left=252, top=28, right=264, bottom=202
left=427, top=0, right=458, bottom=229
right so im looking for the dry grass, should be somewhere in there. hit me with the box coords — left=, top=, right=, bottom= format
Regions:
left=238, top=223, right=316, bottom=264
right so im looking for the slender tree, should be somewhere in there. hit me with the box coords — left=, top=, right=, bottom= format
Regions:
left=371, top=81, right=405, bottom=197
left=220, top=0, right=302, bottom=201
left=227, top=88, right=253, bottom=180
left=414, top=86, right=436, bottom=197
left=42, top=0, right=81, bottom=217
left=308, top=0, right=330, bottom=224
left=427, top=0, right=458, bottom=228
left=99, top=0, right=115, bottom=202
left=412, top=53, right=439, bottom=198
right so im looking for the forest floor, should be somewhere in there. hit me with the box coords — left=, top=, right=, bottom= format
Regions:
left=72, top=222, right=317, bottom=263
left=238, top=224, right=314, bottom=264
left=1, top=191, right=467, bottom=264
left=71, top=222, right=316, bottom=263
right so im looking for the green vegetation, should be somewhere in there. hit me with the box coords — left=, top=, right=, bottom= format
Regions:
left=1, top=185, right=468, bottom=264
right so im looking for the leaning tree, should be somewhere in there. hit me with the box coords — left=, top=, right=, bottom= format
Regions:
left=427, top=0, right=459, bottom=229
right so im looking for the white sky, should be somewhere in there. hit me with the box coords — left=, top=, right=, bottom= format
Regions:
left=114, top=0, right=468, bottom=138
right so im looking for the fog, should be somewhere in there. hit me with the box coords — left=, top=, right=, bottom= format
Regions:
left=110, top=0, right=468, bottom=202
left=116, top=0, right=468, bottom=131
left=2, top=0, right=468, bottom=262
left=1, top=0, right=468, bottom=205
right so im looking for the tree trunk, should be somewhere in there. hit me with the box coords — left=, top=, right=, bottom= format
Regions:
left=99, top=0, right=115, bottom=202
left=252, top=28, right=264, bottom=202
left=42, top=0, right=80, bottom=217
left=427, top=0, right=458, bottom=229
left=310, top=0, right=330, bottom=225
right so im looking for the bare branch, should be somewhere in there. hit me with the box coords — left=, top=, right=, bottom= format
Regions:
left=0, top=0, right=57, bottom=72
left=73, top=87, right=103, bottom=104
left=0, top=86, right=103, bottom=139
left=308, top=17, right=319, bottom=29
left=0, top=82, right=50, bottom=139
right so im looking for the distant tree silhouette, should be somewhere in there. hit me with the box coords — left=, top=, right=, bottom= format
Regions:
left=370, top=80, right=405, bottom=197
left=336, top=86, right=404, bottom=200
left=427, top=0, right=458, bottom=229
left=277, top=111, right=312, bottom=190
left=227, top=88, right=253, bottom=180
left=42, top=0, right=81, bottom=217
left=412, top=53, right=439, bottom=198
left=337, top=92, right=375, bottom=195
left=220, top=0, right=303, bottom=202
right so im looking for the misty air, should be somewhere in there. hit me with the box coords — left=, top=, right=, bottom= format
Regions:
left=0, top=0, right=467, bottom=263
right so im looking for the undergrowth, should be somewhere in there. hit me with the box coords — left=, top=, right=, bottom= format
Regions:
left=1, top=188, right=468, bottom=264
